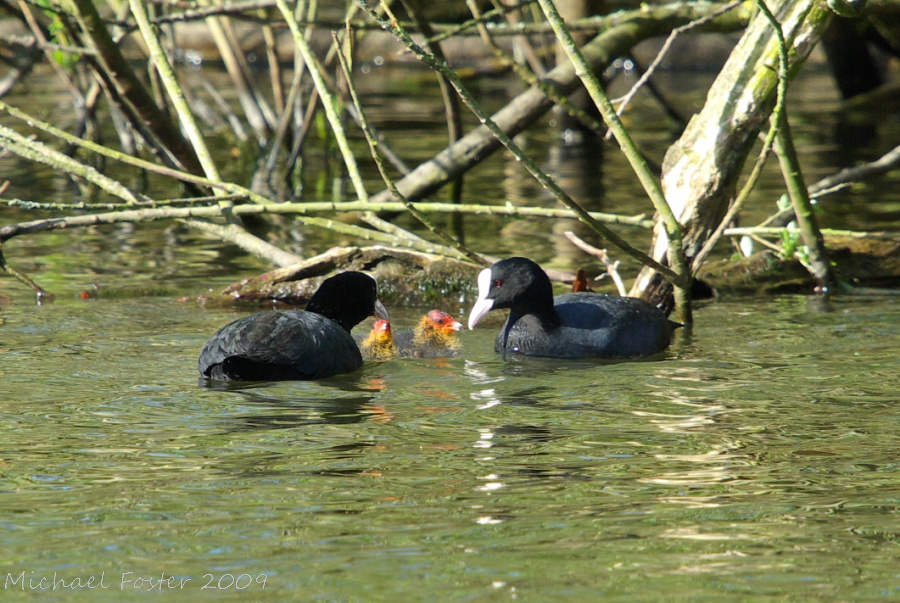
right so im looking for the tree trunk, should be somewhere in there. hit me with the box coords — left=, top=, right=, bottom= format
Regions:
left=631, top=0, right=833, bottom=303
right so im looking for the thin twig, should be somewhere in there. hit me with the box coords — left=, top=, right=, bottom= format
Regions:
left=0, top=246, right=55, bottom=302
left=129, top=0, right=222, bottom=183
left=722, top=227, right=898, bottom=241
left=611, top=0, right=743, bottom=120
left=0, top=125, right=146, bottom=205
left=756, top=0, right=836, bottom=291
left=1, top=194, right=652, bottom=225
left=0, top=99, right=653, bottom=226
left=182, top=219, right=301, bottom=266
left=563, top=231, right=627, bottom=295
left=276, top=0, right=367, bottom=200
left=466, top=0, right=604, bottom=135
left=535, top=0, right=691, bottom=320
left=760, top=142, right=900, bottom=228
left=400, top=0, right=467, bottom=239
left=333, top=31, right=488, bottom=265
left=277, top=0, right=431, bottom=246
left=359, top=0, right=682, bottom=285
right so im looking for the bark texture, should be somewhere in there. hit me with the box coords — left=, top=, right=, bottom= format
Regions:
left=631, top=0, right=833, bottom=304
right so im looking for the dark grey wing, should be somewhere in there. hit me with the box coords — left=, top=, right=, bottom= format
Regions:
left=198, top=311, right=362, bottom=380
left=199, top=312, right=274, bottom=376
left=554, top=294, right=673, bottom=357
left=495, top=294, right=674, bottom=358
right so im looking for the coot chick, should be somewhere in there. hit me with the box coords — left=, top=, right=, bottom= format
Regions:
left=199, top=272, right=389, bottom=381
left=467, top=257, right=678, bottom=359
left=394, top=310, right=463, bottom=358
left=571, top=268, right=592, bottom=292
left=358, top=319, right=398, bottom=361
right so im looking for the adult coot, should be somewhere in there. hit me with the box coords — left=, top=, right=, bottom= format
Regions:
left=198, top=272, right=389, bottom=381
left=467, top=257, right=678, bottom=359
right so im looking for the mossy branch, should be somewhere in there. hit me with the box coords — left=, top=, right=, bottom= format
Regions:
left=721, top=227, right=898, bottom=241
left=0, top=124, right=145, bottom=205
left=128, top=0, right=222, bottom=184
left=756, top=0, right=837, bottom=292
left=0, top=200, right=655, bottom=241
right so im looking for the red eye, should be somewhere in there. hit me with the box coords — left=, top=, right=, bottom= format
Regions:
left=494, top=279, right=503, bottom=287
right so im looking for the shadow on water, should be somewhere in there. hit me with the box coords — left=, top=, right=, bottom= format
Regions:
left=492, top=348, right=681, bottom=377
left=200, top=374, right=387, bottom=430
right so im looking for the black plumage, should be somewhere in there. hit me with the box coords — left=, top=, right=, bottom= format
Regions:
left=467, top=257, right=679, bottom=359
left=198, top=272, right=388, bottom=381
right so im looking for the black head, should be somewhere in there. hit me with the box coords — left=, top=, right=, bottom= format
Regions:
left=468, top=257, right=557, bottom=329
left=306, top=272, right=389, bottom=332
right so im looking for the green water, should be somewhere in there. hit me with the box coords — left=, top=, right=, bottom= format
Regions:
left=1, top=295, right=898, bottom=601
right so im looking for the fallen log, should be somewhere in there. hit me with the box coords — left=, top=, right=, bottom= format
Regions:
left=191, top=235, right=899, bottom=309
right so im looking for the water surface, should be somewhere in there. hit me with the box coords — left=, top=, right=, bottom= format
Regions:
left=1, top=295, right=898, bottom=600
left=1, top=46, right=898, bottom=602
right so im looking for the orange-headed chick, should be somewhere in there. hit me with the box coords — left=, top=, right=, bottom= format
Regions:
left=395, top=310, right=463, bottom=358
left=357, top=319, right=398, bottom=361
left=572, top=268, right=593, bottom=292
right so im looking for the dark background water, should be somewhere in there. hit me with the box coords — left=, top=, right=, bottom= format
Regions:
left=1, top=45, right=899, bottom=600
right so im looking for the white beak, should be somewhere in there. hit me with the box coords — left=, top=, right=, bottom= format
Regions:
left=467, top=268, right=494, bottom=330
left=374, top=299, right=390, bottom=320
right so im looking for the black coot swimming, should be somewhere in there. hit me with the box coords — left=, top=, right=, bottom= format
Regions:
left=199, top=272, right=389, bottom=381
left=467, top=257, right=678, bottom=359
